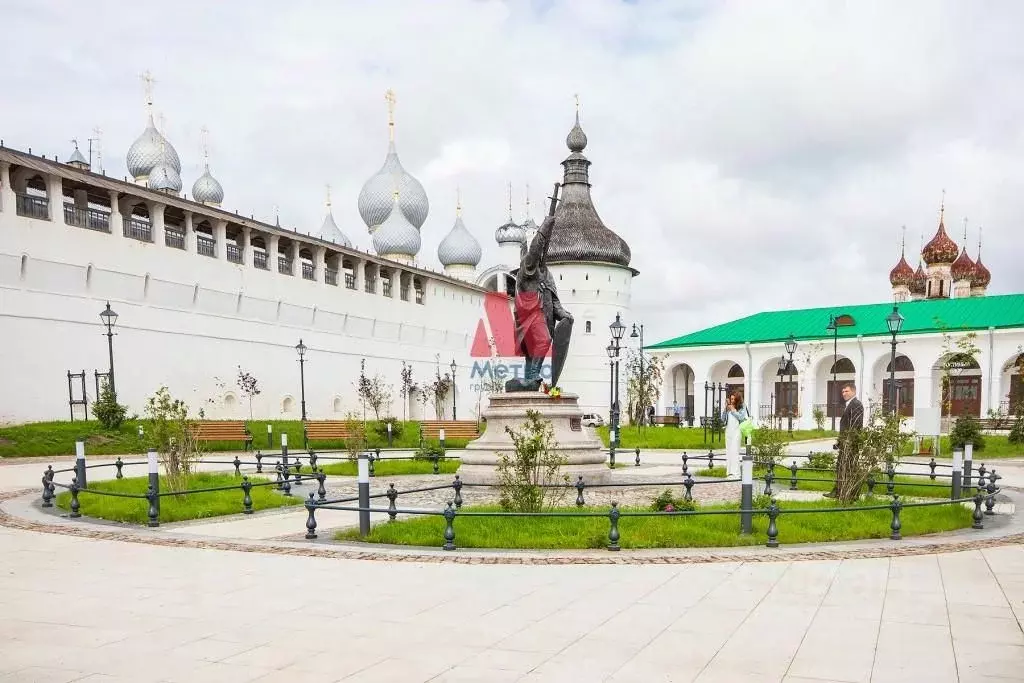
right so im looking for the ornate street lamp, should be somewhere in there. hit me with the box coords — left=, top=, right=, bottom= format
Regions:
left=99, top=302, right=118, bottom=400
left=608, top=314, right=626, bottom=450
left=826, top=315, right=839, bottom=431
left=785, top=334, right=798, bottom=436
left=631, top=322, right=646, bottom=427
left=295, top=339, right=308, bottom=421
left=885, top=304, right=905, bottom=416
left=450, top=358, right=458, bottom=420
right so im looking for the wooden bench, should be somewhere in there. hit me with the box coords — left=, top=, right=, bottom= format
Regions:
left=303, top=421, right=366, bottom=448
left=420, top=420, right=480, bottom=442
left=188, top=421, right=252, bottom=450
left=977, top=418, right=1015, bottom=431
left=652, top=415, right=680, bottom=426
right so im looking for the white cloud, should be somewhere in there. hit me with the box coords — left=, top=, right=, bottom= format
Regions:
left=1, top=0, right=1023, bottom=345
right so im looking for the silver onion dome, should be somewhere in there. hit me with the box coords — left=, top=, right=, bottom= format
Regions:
left=495, top=218, right=526, bottom=245
left=191, top=164, right=224, bottom=205
left=439, top=213, right=482, bottom=267
left=357, top=140, right=429, bottom=231
left=372, top=194, right=421, bottom=259
left=319, top=211, right=352, bottom=248
left=148, top=160, right=182, bottom=193
left=127, top=114, right=181, bottom=180
left=566, top=110, right=588, bottom=153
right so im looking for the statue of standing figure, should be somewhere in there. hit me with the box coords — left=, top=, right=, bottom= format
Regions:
left=505, top=183, right=574, bottom=393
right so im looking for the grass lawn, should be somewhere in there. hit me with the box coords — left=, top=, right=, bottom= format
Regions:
left=0, top=419, right=471, bottom=458
left=54, top=472, right=299, bottom=524
left=905, top=434, right=1022, bottom=460
left=336, top=498, right=972, bottom=549
left=595, top=426, right=838, bottom=450
left=755, top=464, right=952, bottom=499
left=319, top=458, right=461, bottom=477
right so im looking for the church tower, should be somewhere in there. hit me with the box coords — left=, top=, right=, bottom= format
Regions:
left=921, top=196, right=959, bottom=299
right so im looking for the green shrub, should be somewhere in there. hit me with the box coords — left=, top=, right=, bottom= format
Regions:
left=497, top=410, right=568, bottom=512
left=950, top=414, right=985, bottom=452
left=807, top=451, right=836, bottom=470
left=650, top=489, right=696, bottom=512
left=751, top=426, right=787, bottom=467
left=92, top=381, right=127, bottom=430
left=414, top=441, right=445, bottom=461
left=1009, top=403, right=1024, bottom=445
left=812, top=406, right=826, bottom=431
left=372, top=417, right=404, bottom=442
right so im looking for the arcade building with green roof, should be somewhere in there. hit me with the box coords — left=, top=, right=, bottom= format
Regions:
left=646, top=213, right=1021, bottom=431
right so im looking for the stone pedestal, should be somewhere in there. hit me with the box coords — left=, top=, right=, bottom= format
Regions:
left=458, top=392, right=610, bottom=484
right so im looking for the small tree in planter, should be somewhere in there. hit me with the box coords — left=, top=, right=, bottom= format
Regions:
left=812, top=405, right=826, bottom=431
left=497, top=410, right=569, bottom=512
left=236, top=366, right=260, bottom=420
left=92, top=379, right=128, bottom=430
left=399, top=362, right=417, bottom=422
left=341, top=411, right=367, bottom=461
left=751, top=425, right=787, bottom=467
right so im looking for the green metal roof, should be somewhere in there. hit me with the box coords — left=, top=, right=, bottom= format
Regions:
left=648, top=294, right=1024, bottom=350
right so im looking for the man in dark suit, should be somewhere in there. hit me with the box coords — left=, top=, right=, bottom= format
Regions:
left=825, top=383, right=864, bottom=497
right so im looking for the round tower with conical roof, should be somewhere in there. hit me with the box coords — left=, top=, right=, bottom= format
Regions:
left=542, top=97, right=636, bottom=417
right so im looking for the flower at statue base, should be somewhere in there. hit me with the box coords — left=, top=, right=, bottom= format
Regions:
left=664, top=504, right=675, bottom=512
left=541, top=383, right=562, bottom=398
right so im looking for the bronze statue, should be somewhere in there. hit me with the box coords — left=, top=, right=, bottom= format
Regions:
left=505, top=183, right=574, bottom=392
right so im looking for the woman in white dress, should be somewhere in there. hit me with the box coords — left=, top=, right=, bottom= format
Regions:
left=721, top=392, right=750, bottom=477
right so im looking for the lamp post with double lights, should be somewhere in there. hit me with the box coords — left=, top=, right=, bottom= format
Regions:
left=885, top=304, right=905, bottom=416
left=784, top=334, right=798, bottom=436
left=450, top=358, right=458, bottom=420
left=826, top=315, right=839, bottom=431
left=295, top=339, right=308, bottom=422
left=630, top=322, right=645, bottom=428
left=99, top=302, right=119, bottom=400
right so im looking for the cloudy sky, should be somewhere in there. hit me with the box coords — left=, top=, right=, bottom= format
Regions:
left=2, top=0, right=1022, bottom=344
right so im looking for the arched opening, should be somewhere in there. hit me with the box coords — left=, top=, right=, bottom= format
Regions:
left=19, top=254, right=27, bottom=280
left=278, top=237, right=295, bottom=275
left=1002, top=353, right=1024, bottom=414
left=667, top=363, right=696, bottom=426
left=324, top=253, right=340, bottom=286
left=775, top=359, right=799, bottom=419
left=380, top=267, right=394, bottom=297
left=333, top=397, right=343, bottom=413
left=363, top=262, right=378, bottom=293
left=413, top=276, right=426, bottom=304
left=342, top=256, right=357, bottom=290
left=251, top=235, right=269, bottom=270
left=15, top=173, right=50, bottom=220
left=823, top=357, right=857, bottom=420
left=936, top=353, right=982, bottom=418
left=223, top=393, right=238, bottom=411
left=282, top=396, right=295, bottom=414
left=164, top=207, right=186, bottom=250
left=882, top=354, right=915, bottom=417
left=300, top=247, right=315, bottom=281
left=194, top=220, right=215, bottom=257
left=123, top=202, right=152, bottom=242
left=226, top=225, right=244, bottom=264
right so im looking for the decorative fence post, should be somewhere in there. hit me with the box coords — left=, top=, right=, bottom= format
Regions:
left=255, top=450, right=263, bottom=473
left=928, top=457, right=937, bottom=480
left=609, top=445, right=616, bottom=469
left=281, top=464, right=292, bottom=497
left=368, top=451, right=377, bottom=478
left=707, top=449, right=715, bottom=471
left=233, top=455, right=241, bottom=477
left=683, top=473, right=695, bottom=502
left=275, top=462, right=283, bottom=490
left=789, top=461, right=798, bottom=490
left=308, top=450, right=318, bottom=470
left=740, top=449, right=753, bottom=535
left=281, top=433, right=290, bottom=489
left=973, top=489, right=985, bottom=529
left=266, top=423, right=273, bottom=449
left=889, top=495, right=902, bottom=540
left=763, top=469, right=774, bottom=497
left=292, top=456, right=302, bottom=487
left=387, top=483, right=398, bottom=521
left=977, top=463, right=987, bottom=485
left=75, top=441, right=87, bottom=489
left=575, top=476, right=586, bottom=507
left=114, top=457, right=124, bottom=479
left=635, top=447, right=641, bottom=467
left=146, top=449, right=160, bottom=526
left=885, top=463, right=896, bottom=496
left=304, top=492, right=318, bottom=539
left=69, top=477, right=81, bottom=518
left=442, top=502, right=456, bottom=551
left=452, top=475, right=463, bottom=509
left=358, top=453, right=371, bottom=537
left=41, top=468, right=53, bottom=507
left=986, top=470, right=998, bottom=515
left=607, top=502, right=621, bottom=551
left=766, top=498, right=779, bottom=548
left=241, top=475, right=253, bottom=514
left=866, top=471, right=876, bottom=495
left=432, top=452, right=440, bottom=475
left=681, top=451, right=688, bottom=475
left=951, top=448, right=963, bottom=500
left=316, top=468, right=327, bottom=503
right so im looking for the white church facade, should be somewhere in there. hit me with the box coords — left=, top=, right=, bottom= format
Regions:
left=0, top=83, right=635, bottom=425
left=649, top=210, right=1023, bottom=433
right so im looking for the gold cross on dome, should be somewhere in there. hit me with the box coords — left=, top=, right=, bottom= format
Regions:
left=574, top=93, right=580, bottom=114
left=140, top=70, right=156, bottom=107
left=325, top=183, right=332, bottom=209
left=385, top=89, right=396, bottom=139
left=456, top=186, right=462, bottom=217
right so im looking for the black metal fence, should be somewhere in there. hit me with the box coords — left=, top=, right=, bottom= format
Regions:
left=39, top=445, right=1003, bottom=551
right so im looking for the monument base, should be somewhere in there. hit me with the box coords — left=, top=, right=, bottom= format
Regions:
left=458, top=392, right=611, bottom=485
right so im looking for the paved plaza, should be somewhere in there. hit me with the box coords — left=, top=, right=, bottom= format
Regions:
left=2, top=451, right=1024, bottom=682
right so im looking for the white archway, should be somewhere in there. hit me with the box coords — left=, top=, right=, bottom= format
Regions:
left=665, top=362, right=696, bottom=425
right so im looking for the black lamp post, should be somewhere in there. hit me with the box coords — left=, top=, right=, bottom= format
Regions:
left=826, top=315, right=839, bottom=431
left=630, top=322, right=645, bottom=427
left=609, top=313, right=627, bottom=446
left=784, top=333, right=798, bottom=436
left=295, top=339, right=307, bottom=421
left=885, top=304, right=905, bottom=416
left=99, top=302, right=118, bottom=400
left=450, top=358, right=457, bottom=420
